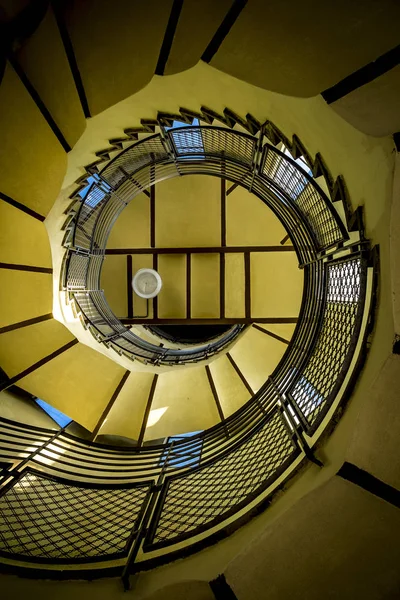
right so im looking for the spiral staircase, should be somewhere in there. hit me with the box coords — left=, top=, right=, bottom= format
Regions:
left=0, top=2, right=400, bottom=599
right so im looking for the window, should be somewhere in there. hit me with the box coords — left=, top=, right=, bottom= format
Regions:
left=79, top=174, right=112, bottom=208
left=35, top=399, right=72, bottom=428
left=272, top=146, right=313, bottom=200
left=166, top=118, right=205, bottom=158
left=161, top=430, right=204, bottom=469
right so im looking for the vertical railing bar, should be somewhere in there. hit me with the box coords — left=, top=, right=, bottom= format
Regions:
left=269, top=377, right=322, bottom=466
left=121, top=441, right=175, bottom=590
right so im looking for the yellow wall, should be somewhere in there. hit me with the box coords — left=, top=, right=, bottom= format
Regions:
left=106, top=193, right=150, bottom=249
left=191, top=254, right=220, bottom=319
left=101, top=254, right=127, bottom=318
left=155, top=176, right=221, bottom=248
left=209, top=355, right=251, bottom=418
left=229, top=326, right=288, bottom=392
left=210, top=0, right=400, bottom=97
left=64, top=0, right=173, bottom=115
left=158, top=254, right=187, bottom=319
left=250, top=253, right=303, bottom=318
left=225, top=253, right=245, bottom=318
left=0, top=389, right=59, bottom=429
left=226, top=187, right=286, bottom=246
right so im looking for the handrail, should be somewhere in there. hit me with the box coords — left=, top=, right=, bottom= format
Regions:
left=0, top=125, right=373, bottom=579
left=63, top=126, right=342, bottom=366
left=0, top=246, right=373, bottom=575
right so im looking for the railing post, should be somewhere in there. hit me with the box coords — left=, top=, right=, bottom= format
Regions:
left=268, top=377, right=323, bottom=467
left=248, top=125, right=264, bottom=193
left=121, top=441, right=175, bottom=591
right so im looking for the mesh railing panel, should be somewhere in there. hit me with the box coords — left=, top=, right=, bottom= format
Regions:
left=261, top=147, right=346, bottom=250
left=0, top=471, right=150, bottom=561
left=169, top=127, right=256, bottom=166
left=101, top=135, right=169, bottom=188
left=290, top=256, right=365, bottom=431
left=64, top=252, right=90, bottom=290
left=73, top=291, right=125, bottom=337
left=73, top=185, right=111, bottom=251
left=146, top=409, right=298, bottom=548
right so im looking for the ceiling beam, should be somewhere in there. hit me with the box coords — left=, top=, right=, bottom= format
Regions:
left=106, top=245, right=295, bottom=255
left=120, top=317, right=298, bottom=325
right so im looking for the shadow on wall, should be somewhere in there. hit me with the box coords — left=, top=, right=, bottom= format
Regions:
left=141, top=580, right=214, bottom=600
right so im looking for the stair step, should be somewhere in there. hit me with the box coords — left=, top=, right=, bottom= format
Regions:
left=0, top=202, right=52, bottom=267
left=0, top=62, right=66, bottom=217
left=0, top=270, right=52, bottom=329
left=209, top=354, right=251, bottom=418
left=15, top=5, right=86, bottom=148
left=144, top=367, right=219, bottom=442
left=229, top=326, right=288, bottom=392
left=0, top=319, right=74, bottom=378
left=98, top=371, right=155, bottom=441
left=17, top=342, right=126, bottom=432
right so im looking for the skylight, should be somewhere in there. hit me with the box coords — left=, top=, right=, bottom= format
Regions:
left=166, top=118, right=205, bottom=158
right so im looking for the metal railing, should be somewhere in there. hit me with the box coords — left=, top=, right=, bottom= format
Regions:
left=0, top=125, right=373, bottom=580
left=0, top=253, right=373, bottom=578
left=63, top=126, right=348, bottom=366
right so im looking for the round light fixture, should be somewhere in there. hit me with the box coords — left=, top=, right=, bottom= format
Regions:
left=132, top=268, right=162, bottom=299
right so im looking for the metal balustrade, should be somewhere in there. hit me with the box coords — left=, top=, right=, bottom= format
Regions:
left=0, top=255, right=373, bottom=575
left=261, top=145, right=348, bottom=250
left=0, top=126, right=374, bottom=581
left=64, top=126, right=341, bottom=366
